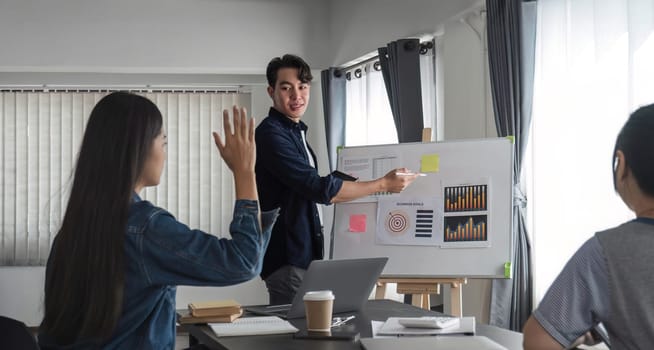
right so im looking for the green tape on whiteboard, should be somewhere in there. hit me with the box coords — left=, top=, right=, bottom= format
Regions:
left=504, top=262, right=512, bottom=278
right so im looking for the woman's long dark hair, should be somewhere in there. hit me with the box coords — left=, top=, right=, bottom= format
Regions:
left=40, top=92, right=163, bottom=345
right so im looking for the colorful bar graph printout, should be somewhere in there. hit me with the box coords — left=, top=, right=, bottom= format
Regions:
left=444, top=215, right=488, bottom=242
left=444, top=185, right=487, bottom=212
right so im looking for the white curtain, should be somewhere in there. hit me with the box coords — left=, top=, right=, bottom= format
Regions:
left=529, top=0, right=654, bottom=303
left=345, top=54, right=436, bottom=146
left=345, top=63, right=398, bottom=146
left=0, top=91, right=249, bottom=265
left=420, top=46, right=437, bottom=142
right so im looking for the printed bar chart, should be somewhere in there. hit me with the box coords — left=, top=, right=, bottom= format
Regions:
left=444, top=185, right=487, bottom=212
left=444, top=215, right=488, bottom=242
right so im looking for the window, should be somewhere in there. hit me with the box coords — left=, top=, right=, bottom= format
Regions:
left=0, top=90, right=250, bottom=265
left=344, top=45, right=437, bottom=147
left=344, top=63, right=397, bottom=146
left=345, top=54, right=436, bottom=147
left=528, top=0, right=654, bottom=303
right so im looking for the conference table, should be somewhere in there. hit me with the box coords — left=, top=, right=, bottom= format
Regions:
left=177, top=299, right=523, bottom=350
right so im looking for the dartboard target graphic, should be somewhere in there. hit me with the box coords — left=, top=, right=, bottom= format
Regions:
left=385, top=210, right=410, bottom=236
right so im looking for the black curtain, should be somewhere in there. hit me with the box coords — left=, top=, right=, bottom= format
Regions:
left=321, top=68, right=347, bottom=171
left=486, top=0, right=536, bottom=332
left=378, top=39, right=424, bottom=143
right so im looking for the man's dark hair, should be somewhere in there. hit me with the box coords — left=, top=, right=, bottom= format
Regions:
left=266, top=54, right=313, bottom=87
left=613, top=103, right=654, bottom=196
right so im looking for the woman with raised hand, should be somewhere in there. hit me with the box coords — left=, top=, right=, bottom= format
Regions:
left=39, top=91, right=277, bottom=349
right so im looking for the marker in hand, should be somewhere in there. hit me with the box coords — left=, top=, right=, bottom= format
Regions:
left=395, top=172, right=427, bottom=177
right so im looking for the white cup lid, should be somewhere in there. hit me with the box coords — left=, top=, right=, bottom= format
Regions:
left=303, top=290, right=335, bottom=301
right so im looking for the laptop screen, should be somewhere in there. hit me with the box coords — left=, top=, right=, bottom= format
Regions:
left=285, top=257, right=388, bottom=318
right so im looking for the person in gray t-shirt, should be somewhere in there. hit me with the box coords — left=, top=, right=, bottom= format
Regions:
left=523, top=103, right=654, bottom=350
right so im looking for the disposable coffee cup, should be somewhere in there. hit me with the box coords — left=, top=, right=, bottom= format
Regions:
left=303, top=290, right=335, bottom=331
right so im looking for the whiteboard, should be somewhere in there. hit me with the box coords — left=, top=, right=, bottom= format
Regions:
left=330, top=138, right=513, bottom=278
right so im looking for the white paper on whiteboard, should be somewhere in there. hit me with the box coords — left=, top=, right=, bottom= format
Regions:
left=376, top=197, right=442, bottom=246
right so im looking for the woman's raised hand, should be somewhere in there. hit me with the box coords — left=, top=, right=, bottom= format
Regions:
left=212, top=106, right=256, bottom=176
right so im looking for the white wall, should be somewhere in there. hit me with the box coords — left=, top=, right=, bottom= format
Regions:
left=0, top=0, right=494, bottom=326
left=441, top=11, right=496, bottom=324
left=0, top=0, right=329, bottom=73
left=327, top=0, right=481, bottom=66
left=441, top=12, right=496, bottom=140
left=0, top=266, right=272, bottom=327
left=0, top=267, right=46, bottom=326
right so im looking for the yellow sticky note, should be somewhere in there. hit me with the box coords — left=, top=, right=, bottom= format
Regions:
left=421, top=154, right=440, bottom=173
left=506, top=135, right=515, bottom=144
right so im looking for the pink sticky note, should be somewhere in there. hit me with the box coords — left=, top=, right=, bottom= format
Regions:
left=349, top=214, right=367, bottom=232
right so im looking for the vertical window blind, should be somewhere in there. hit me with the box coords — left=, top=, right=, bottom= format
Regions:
left=0, top=90, right=250, bottom=266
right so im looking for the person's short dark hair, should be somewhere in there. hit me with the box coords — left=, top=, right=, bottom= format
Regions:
left=613, top=103, right=654, bottom=196
left=266, top=54, right=313, bottom=87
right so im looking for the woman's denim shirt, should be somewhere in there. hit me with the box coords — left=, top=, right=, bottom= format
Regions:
left=39, top=195, right=278, bottom=349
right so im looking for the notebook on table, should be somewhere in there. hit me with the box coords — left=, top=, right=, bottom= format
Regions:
left=246, top=257, right=388, bottom=319
left=209, top=316, right=298, bottom=337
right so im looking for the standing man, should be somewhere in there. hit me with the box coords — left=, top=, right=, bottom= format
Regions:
left=256, top=54, right=418, bottom=304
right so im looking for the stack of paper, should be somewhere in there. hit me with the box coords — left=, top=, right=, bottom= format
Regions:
left=209, top=316, right=298, bottom=337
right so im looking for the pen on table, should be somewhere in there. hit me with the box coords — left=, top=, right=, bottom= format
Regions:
left=331, top=315, right=356, bottom=328
left=395, top=172, right=427, bottom=177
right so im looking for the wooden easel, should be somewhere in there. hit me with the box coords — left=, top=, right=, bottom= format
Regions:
left=375, top=277, right=467, bottom=316
left=372, top=128, right=467, bottom=317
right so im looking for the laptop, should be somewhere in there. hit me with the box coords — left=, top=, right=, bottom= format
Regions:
left=246, top=257, right=388, bottom=319
left=360, top=336, right=508, bottom=350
